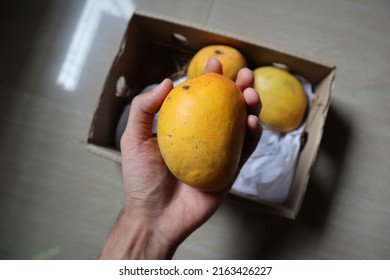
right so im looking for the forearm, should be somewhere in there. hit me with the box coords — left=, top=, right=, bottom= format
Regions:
left=98, top=210, right=176, bottom=260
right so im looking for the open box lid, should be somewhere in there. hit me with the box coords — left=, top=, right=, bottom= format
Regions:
left=86, top=10, right=336, bottom=219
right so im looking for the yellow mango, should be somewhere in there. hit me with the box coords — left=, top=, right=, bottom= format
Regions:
left=254, top=66, right=308, bottom=133
left=157, top=73, right=247, bottom=192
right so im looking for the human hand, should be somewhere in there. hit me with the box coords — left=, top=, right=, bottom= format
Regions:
left=99, top=58, right=262, bottom=259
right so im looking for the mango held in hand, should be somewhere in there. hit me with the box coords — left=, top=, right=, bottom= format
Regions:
left=187, top=45, right=247, bottom=81
left=157, top=73, right=247, bottom=192
left=254, top=66, right=308, bottom=133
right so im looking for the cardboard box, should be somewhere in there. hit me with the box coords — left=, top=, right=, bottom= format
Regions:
left=86, top=10, right=336, bottom=219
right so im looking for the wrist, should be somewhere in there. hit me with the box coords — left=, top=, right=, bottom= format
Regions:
left=99, top=209, right=176, bottom=259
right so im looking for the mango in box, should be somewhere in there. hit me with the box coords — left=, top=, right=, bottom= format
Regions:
left=157, top=73, right=247, bottom=192
left=254, top=66, right=308, bottom=133
left=186, top=45, right=247, bottom=81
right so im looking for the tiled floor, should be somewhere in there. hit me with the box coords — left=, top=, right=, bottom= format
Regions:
left=1, top=0, right=389, bottom=259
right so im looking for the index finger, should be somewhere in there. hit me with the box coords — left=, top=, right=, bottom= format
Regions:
left=235, top=67, right=254, bottom=91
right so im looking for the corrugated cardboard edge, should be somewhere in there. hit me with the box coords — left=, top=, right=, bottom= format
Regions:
left=85, top=144, right=122, bottom=163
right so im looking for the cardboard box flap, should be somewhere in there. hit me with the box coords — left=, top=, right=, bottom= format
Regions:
left=88, top=15, right=144, bottom=148
left=285, top=68, right=336, bottom=216
left=133, top=10, right=334, bottom=87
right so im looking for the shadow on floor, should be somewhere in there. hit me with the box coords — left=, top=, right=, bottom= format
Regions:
left=297, top=102, right=352, bottom=228
left=223, top=102, right=353, bottom=259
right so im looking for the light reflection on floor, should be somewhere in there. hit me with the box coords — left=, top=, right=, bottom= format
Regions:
left=57, top=0, right=134, bottom=91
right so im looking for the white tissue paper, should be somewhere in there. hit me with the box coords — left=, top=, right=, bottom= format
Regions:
left=148, top=75, right=313, bottom=204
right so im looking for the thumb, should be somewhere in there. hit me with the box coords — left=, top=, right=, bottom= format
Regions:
left=124, top=79, right=173, bottom=140
left=203, top=57, right=223, bottom=75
